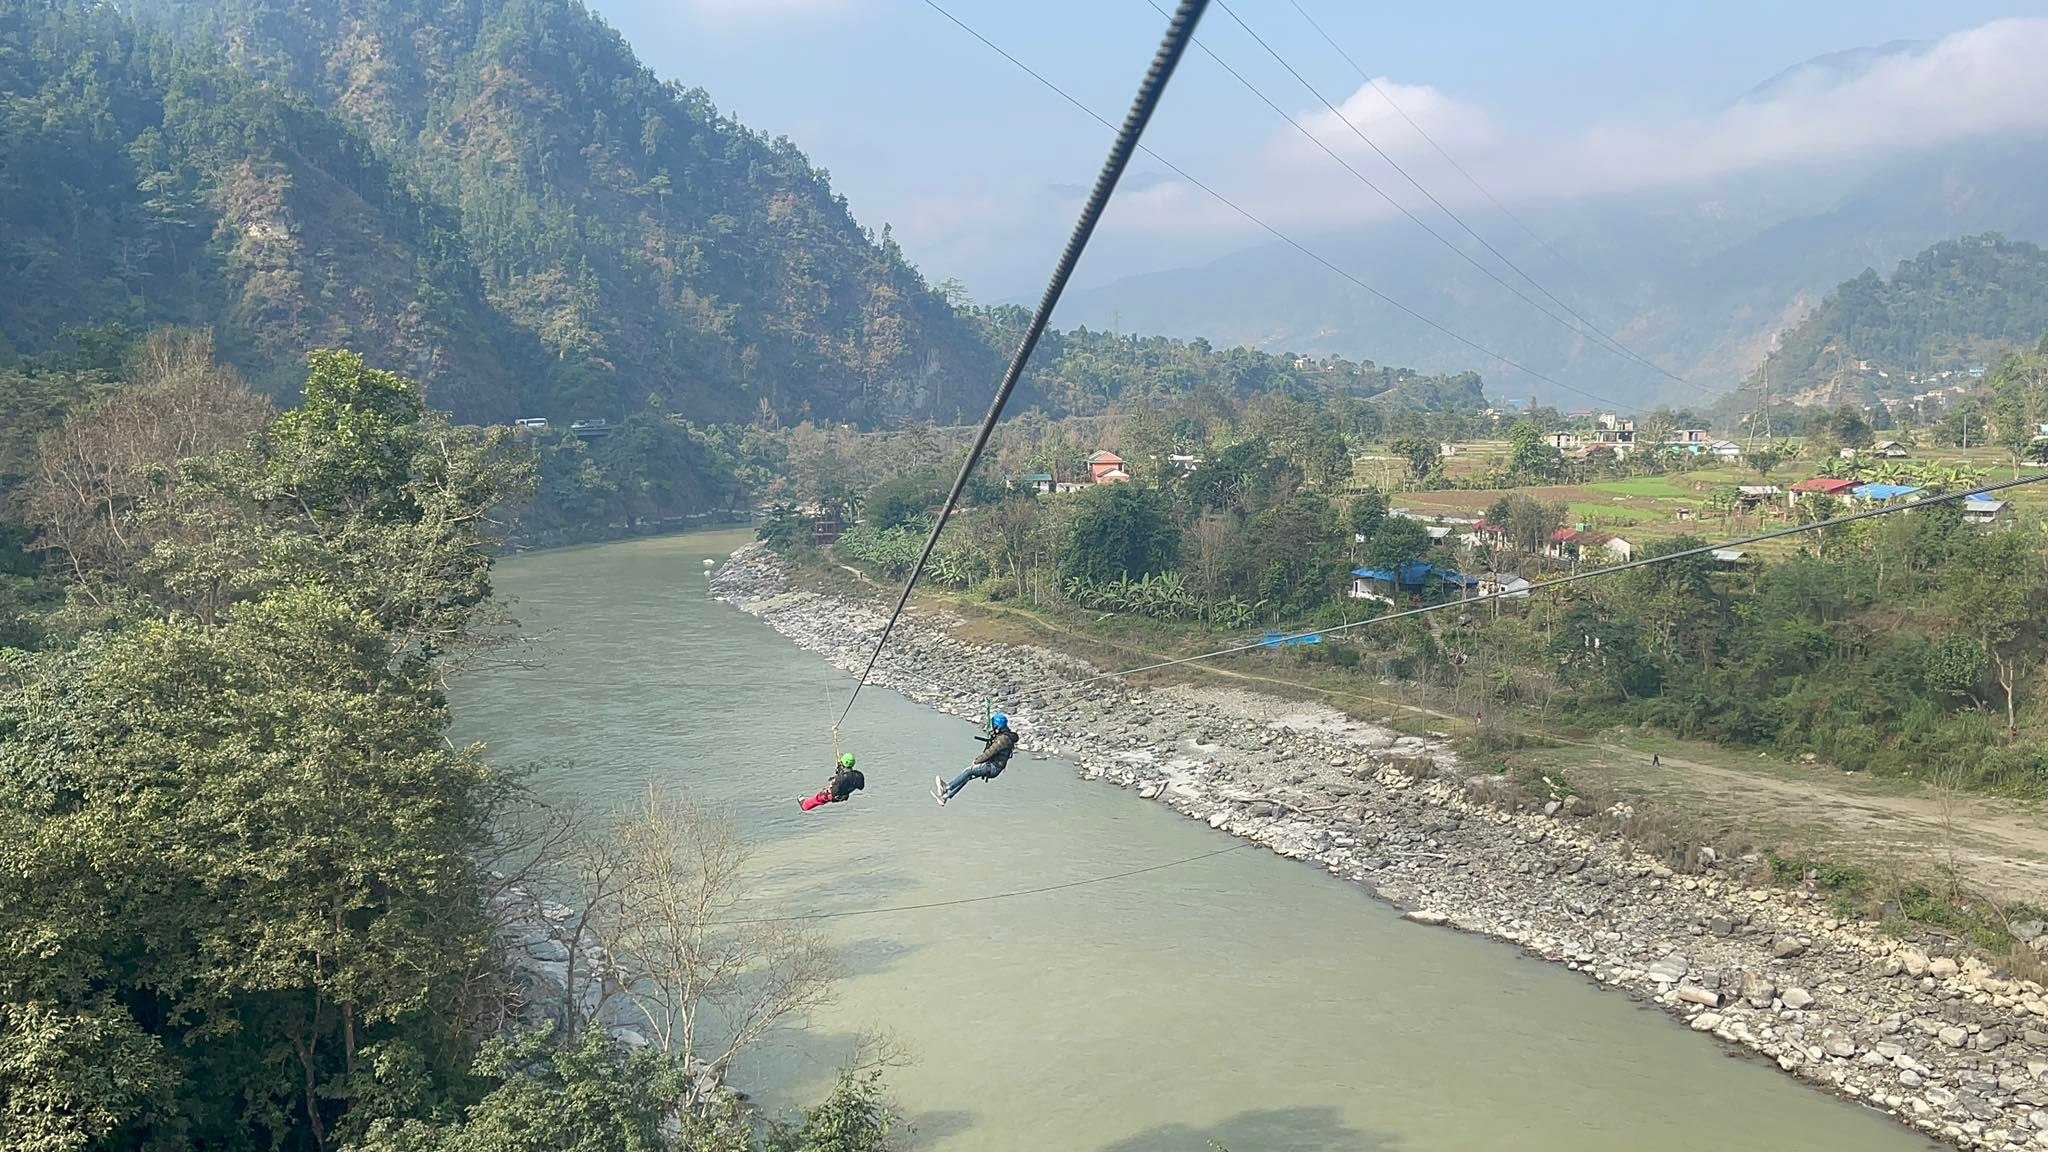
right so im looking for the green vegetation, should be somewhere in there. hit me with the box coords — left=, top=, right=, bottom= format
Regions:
left=0, top=345, right=898, bottom=1151
left=1759, top=233, right=2048, bottom=400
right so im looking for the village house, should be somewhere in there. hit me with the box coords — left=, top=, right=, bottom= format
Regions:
left=1548, top=431, right=1582, bottom=451
left=1462, top=519, right=1509, bottom=549
left=1663, top=428, right=1712, bottom=446
left=1873, top=439, right=1909, bottom=459
left=1012, top=472, right=1055, bottom=495
left=1086, top=450, right=1131, bottom=484
left=1167, top=453, right=1204, bottom=474
left=1735, top=484, right=1782, bottom=511
left=1790, top=477, right=1858, bottom=505
left=1477, top=572, right=1532, bottom=599
left=1963, top=496, right=2008, bottom=525
left=1851, top=482, right=1922, bottom=505
left=1546, top=529, right=1636, bottom=564
left=1708, top=440, right=1743, bottom=460
left=1349, top=562, right=1479, bottom=605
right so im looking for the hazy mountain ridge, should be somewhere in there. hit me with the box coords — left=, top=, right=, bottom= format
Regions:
left=1058, top=35, right=2048, bottom=411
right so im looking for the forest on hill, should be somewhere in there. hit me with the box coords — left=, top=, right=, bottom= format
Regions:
left=0, top=0, right=1490, bottom=433
left=1757, top=233, right=2048, bottom=403
left=0, top=0, right=995, bottom=424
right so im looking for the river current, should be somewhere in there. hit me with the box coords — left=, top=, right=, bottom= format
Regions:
left=451, top=531, right=1933, bottom=1151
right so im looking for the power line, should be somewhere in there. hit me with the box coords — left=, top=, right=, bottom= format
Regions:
left=712, top=845, right=1246, bottom=926
left=837, top=0, right=1212, bottom=730
left=1204, top=0, right=1692, bottom=395
left=1146, top=0, right=1653, bottom=397
left=1282, top=0, right=1600, bottom=300
left=920, top=0, right=1636, bottom=414
left=1074, top=472, right=2048, bottom=685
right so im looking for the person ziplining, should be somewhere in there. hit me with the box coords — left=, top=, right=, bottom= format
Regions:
left=801, top=753, right=866, bottom=812
left=935, top=712, right=1017, bottom=806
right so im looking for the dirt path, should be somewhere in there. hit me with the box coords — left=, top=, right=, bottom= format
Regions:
left=1557, top=740, right=2048, bottom=907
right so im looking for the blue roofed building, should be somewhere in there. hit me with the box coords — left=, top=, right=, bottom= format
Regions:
left=1851, top=483, right=1922, bottom=504
left=1350, top=562, right=1480, bottom=604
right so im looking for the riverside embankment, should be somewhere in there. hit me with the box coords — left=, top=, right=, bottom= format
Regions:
left=713, top=541, right=2048, bottom=1151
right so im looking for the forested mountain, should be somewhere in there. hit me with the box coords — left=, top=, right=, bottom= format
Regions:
left=0, top=0, right=999, bottom=424
left=1757, top=233, right=2048, bottom=403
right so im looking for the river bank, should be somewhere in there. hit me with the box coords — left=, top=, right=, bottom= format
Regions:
left=711, top=542, right=2048, bottom=1151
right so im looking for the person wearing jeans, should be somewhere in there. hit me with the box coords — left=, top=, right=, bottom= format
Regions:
left=936, top=712, right=1016, bottom=805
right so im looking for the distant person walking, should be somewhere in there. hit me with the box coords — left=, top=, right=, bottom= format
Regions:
left=936, top=712, right=1018, bottom=806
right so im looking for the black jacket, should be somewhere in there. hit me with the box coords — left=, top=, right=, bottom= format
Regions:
left=829, top=768, right=866, bottom=802
left=974, top=728, right=1018, bottom=769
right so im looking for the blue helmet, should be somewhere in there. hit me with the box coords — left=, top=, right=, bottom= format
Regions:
left=990, top=712, right=1010, bottom=731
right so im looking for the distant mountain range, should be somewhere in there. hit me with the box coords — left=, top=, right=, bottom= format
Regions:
left=1056, top=40, right=2048, bottom=411
left=1751, top=233, right=2048, bottom=405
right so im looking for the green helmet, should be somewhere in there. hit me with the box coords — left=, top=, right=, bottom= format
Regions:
left=838, top=753, right=857, bottom=769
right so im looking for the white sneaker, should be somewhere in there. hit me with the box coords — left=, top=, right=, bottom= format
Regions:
left=933, top=776, right=947, bottom=805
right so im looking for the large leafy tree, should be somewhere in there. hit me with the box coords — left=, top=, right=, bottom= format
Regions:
left=0, top=350, right=533, bottom=1150
left=1061, top=485, right=1181, bottom=585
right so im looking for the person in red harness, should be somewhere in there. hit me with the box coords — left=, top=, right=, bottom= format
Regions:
left=800, top=754, right=865, bottom=812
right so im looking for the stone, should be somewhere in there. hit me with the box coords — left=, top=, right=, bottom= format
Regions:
left=1741, top=973, right=1778, bottom=1008
left=1940, top=1026, right=1970, bottom=1049
left=2017, top=920, right=2048, bottom=944
left=1772, top=935, right=1808, bottom=959
left=1709, top=917, right=1734, bottom=937
left=1690, top=1012, right=1724, bottom=1032
left=1978, top=1027, right=2010, bottom=1052
left=1824, top=1036, right=1857, bottom=1059
left=1405, top=910, right=1450, bottom=926
left=1901, top=949, right=1932, bottom=977
left=1900, top=1069, right=1924, bottom=1088
left=1647, top=955, right=1690, bottom=984
left=1678, top=985, right=1722, bottom=1008
left=1782, top=987, right=1815, bottom=1011
left=1931, top=956, right=1961, bottom=980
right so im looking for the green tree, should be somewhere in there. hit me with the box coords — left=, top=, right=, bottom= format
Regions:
left=864, top=470, right=939, bottom=531
left=1348, top=489, right=1388, bottom=543
left=765, top=1068, right=896, bottom=1152
left=1505, top=421, right=1560, bottom=481
left=1062, top=485, right=1181, bottom=585
left=1389, top=436, right=1439, bottom=482
left=1363, top=518, right=1431, bottom=570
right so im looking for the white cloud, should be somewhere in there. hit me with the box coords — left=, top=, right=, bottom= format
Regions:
left=1114, top=17, right=2048, bottom=240
left=1532, top=18, right=2048, bottom=199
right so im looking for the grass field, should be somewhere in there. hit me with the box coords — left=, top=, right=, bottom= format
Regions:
left=1584, top=476, right=1695, bottom=499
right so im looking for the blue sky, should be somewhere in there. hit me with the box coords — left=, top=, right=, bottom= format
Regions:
left=589, top=0, right=2048, bottom=299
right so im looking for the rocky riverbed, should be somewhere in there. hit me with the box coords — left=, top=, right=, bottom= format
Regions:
left=713, top=543, right=2048, bottom=1150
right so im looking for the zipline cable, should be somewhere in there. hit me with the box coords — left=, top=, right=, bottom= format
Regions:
left=921, top=0, right=1637, bottom=414
left=1073, top=473, right=2048, bottom=686
left=836, top=0, right=1212, bottom=730
left=713, top=844, right=1247, bottom=926
left=1205, top=0, right=1695, bottom=396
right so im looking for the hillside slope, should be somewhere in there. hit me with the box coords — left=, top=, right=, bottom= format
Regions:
left=1, top=0, right=1001, bottom=423
left=1757, top=233, right=2048, bottom=403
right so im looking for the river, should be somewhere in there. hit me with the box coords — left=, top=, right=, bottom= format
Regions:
left=452, top=531, right=1935, bottom=1151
